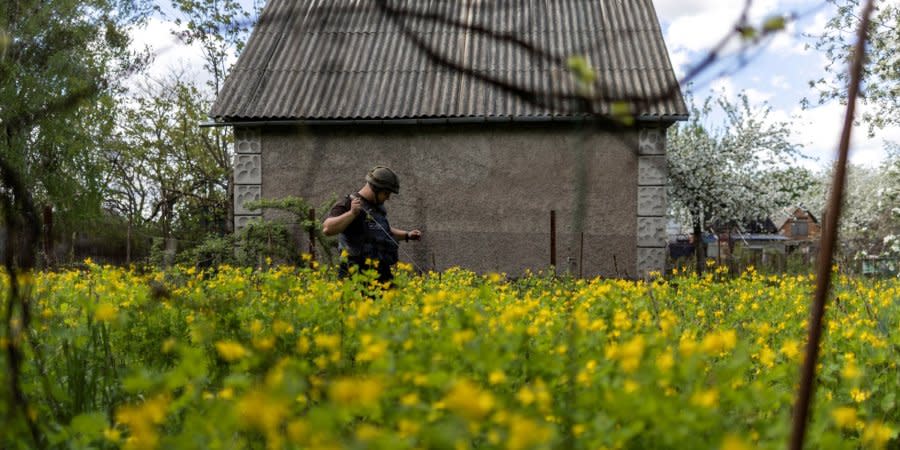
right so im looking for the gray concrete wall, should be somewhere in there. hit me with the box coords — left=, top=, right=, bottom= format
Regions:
left=238, top=123, right=662, bottom=278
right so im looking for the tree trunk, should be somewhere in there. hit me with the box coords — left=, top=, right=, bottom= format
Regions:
left=693, top=221, right=706, bottom=275
left=42, top=205, right=53, bottom=268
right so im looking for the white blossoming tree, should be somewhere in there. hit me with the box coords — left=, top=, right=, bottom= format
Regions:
left=668, top=91, right=812, bottom=273
left=800, top=143, right=900, bottom=269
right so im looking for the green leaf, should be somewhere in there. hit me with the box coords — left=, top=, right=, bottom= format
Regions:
left=881, top=391, right=896, bottom=412
left=567, top=56, right=596, bottom=84
left=738, top=26, right=757, bottom=40
left=762, top=16, right=786, bottom=33
left=69, top=412, right=107, bottom=439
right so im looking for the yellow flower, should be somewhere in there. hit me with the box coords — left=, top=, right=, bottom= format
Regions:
left=623, top=379, right=639, bottom=394
left=720, top=434, right=751, bottom=450
left=94, top=303, right=118, bottom=322
left=314, top=334, right=341, bottom=351
left=273, top=320, right=294, bottom=335
left=356, top=424, right=381, bottom=441
left=329, top=377, right=384, bottom=408
left=443, top=379, right=494, bottom=421
left=397, top=419, right=420, bottom=437
left=252, top=336, right=275, bottom=352
left=286, top=419, right=310, bottom=444
left=249, top=319, right=263, bottom=335
left=401, top=393, right=419, bottom=406
left=103, top=428, right=121, bottom=443
left=780, top=340, right=802, bottom=361
left=488, top=370, right=506, bottom=385
left=700, top=330, right=737, bottom=355
left=841, top=360, right=862, bottom=381
left=161, top=338, right=176, bottom=354
left=830, top=406, right=857, bottom=429
left=452, top=329, right=476, bottom=347
left=237, top=389, right=288, bottom=443
left=357, top=335, right=388, bottom=362
left=690, top=388, right=719, bottom=409
left=517, top=386, right=536, bottom=406
left=506, top=414, right=551, bottom=450
left=656, top=352, right=674, bottom=372
left=756, top=346, right=776, bottom=368
left=850, top=388, right=870, bottom=403
left=861, top=421, right=894, bottom=449
left=115, top=394, right=170, bottom=450
left=215, top=340, right=248, bottom=362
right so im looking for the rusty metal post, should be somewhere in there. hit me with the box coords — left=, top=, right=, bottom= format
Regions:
left=308, top=208, right=316, bottom=262
left=789, top=1, right=875, bottom=448
left=550, top=210, right=557, bottom=269
left=579, top=231, right=584, bottom=278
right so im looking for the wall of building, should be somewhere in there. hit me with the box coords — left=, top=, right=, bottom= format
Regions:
left=233, top=122, right=668, bottom=278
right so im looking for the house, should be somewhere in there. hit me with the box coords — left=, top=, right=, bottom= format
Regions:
left=776, top=206, right=821, bottom=259
left=209, top=0, right=688, bottom=277
left=777, top=206, right=821, bottom=242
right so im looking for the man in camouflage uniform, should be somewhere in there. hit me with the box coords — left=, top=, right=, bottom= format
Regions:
left=322, top=166, right=422, bottom=283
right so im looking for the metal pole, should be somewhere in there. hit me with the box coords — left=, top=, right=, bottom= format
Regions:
left=789, top=1, right=874, bottom=448
left=550, top=210, right=557, bottom=269
left=308, top=208, right=316, bottom=262
left=579, top=231, right=584, bottom=278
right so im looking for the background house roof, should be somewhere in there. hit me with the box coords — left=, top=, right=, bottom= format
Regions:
left=211, top=0, right=688, bottom=122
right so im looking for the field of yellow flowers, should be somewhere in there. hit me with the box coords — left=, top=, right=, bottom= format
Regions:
left=1, top=262, right=898, bottom=449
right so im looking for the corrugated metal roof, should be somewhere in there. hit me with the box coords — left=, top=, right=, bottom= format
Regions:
left=211, top=0, right=688, bottom=122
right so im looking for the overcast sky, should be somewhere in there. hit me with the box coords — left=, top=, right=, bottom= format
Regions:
left=131, top=0, right=899, bottom=171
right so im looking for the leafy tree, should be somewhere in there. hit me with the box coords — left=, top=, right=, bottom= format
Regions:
left=668, top=91, right=810, bottom=272
left=809, top=0, right=899, bottom=133
left=0, top=0, right=150, bottom=230
left=113, top=72, right=230, bottom=241
left=167, top=0, right=255, bottom=233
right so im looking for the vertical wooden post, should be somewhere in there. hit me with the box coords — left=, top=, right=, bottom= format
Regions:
left=308, top=208, right=316, bottom=262
left=789, top=1, right=874, bottom=448
left=550, top=210, right=557, bottom=269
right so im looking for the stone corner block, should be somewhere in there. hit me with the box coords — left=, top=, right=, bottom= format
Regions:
left=234, top=185, right=262, bottom=215
left=637, top=216, right=667, bottom=247
left=234, top=215, right=261, bottom=231
left=638, top=128, right=665, bottom=155
left=234, top=127, right=261, bottom=154
left=636, top=247, right=666, bottom=277
left=638, top=156, right=667, bottom=186
left=235, top=154, right=262, bottom=184
left=637, top=186, right=666, bottom=216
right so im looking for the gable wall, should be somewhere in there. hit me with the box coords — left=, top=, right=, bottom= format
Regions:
left=234, top=123, right=668, bottom=278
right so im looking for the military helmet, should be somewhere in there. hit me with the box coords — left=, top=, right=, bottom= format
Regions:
left=366, top=166, right=400, bottom=194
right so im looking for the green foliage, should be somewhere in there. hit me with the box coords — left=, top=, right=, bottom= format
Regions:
left=0, top=0, right=151, bottom=228
left=177, top=196, right=336, bottom=268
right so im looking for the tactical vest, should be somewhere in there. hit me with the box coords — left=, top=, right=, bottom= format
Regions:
left=338, top=195, right=399, bottom=267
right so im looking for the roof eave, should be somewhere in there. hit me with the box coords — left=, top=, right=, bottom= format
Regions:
left=200, top=114, right=688, bottom=128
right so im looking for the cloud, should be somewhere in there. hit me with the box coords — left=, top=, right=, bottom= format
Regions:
left=788, top=101, right=898, bottom=169
left=770, top=75, right=790, bottom=89
left=127, top=17, right=208, bottom=83
left=745, top=87, right=774, bottom=104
